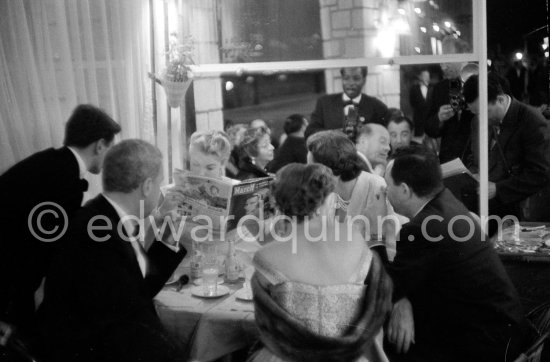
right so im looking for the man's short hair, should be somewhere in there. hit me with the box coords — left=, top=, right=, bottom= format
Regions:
left=64, top=104, right=121, bottom=147
left=340, top=66, right=368, bottom=78
left=102, top=139, right=162, bottom=193
left=390, top=145, right=443, bottom=197
left=463, top=73, right=507, bottom=104
left=389, top=116, right=415, bottom=131
left=283, top=114, right=306, bottom=135
left=356, top=123, right=388, bottom=142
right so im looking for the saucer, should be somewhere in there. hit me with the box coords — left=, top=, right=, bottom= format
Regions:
left=190, top=285, right=230, bottom=298
left=234, top=288, right=253, bottom=301
left=193, top=277, right=224, bottom=286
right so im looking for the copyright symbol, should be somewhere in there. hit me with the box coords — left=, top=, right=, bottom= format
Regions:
left=28, top=202, right=68, bottom=243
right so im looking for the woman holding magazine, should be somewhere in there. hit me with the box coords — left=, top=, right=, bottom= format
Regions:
left=154, top=130, right=264, bottom=268
left=250, top=163, right=392, bottom=362
left=159, top=130, right=233, bottom=215
left=150, top=130, right=234, bottom=250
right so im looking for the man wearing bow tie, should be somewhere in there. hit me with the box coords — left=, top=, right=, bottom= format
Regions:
left=305, top=67, right=389, bottom=139
left=0, top=104, right=120, bottom=345
left=34, top=140, right=185, bottom=362
left=463, top=73, right=549, bottom=226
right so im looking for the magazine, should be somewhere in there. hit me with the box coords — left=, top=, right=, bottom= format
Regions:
left=440, top=158, right=477, bottom=180
left=441, top=158, right=479, bottom=211
left=170, top=170, right=274, bottom=232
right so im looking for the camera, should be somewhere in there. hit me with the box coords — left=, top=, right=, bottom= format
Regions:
left=449, top=79, right=465, bottom=112
left=343, top=107, right=360, bottom=142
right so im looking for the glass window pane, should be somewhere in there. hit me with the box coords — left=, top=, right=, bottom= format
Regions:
left=178, top=0, right=473, bottom=65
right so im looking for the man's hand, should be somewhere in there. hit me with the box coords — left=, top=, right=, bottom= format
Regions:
left=0, top=320, right=14, bottom=346
left=487, top=182, right=497, bottom=199
left=438, top=104, right=456, bottom=123
left=387, top=298, right=415, bottom=354
left=475, top=180, right=497, bottom=199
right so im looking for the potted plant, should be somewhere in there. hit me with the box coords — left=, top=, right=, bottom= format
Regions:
left=159, top=33, right=194, bottom=108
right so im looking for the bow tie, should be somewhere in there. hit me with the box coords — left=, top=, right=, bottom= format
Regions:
left=343, top=100, right=359, bottom=107
left=79, top=179, right=89, bottom=192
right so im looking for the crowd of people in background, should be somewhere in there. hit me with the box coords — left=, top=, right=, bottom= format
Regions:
left=1, top=33, right=549, bottom=361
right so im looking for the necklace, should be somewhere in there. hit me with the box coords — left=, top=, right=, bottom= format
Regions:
left=335, top=193, right=351, bottom=212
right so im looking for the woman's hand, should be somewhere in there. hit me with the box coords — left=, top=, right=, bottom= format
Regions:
left=158, top=185, right=187, bottom=216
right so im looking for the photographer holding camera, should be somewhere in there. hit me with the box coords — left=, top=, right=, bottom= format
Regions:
left=424, top=36, right=475, bottom=164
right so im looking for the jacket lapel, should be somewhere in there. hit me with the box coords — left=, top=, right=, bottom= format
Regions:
left=497, top=99, right=520, bottom=152
left=92, top=195, right=146, bottom=280
left=334, top=95, right=346, bottom=127
left=489, top=99, right=520, bottom=172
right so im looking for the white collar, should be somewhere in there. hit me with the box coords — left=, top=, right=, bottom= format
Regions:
left=357, top=151, right=374, bottom=172
left=343, top=93, right=362, bottom=104
left=67, top=146, right=88, bottom=179
left=102, top=194, right=136, bottom=237
left=412, top=198, right=433, bottom=218
left=502, top=95, right=512, bottom=120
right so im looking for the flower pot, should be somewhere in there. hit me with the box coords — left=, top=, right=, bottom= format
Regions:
left=161, top=77, right=192, bottom=108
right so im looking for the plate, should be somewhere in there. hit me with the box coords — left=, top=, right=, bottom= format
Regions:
left=234, top=288, right=253, bottom=301
left=193, top=277, right=224, bottom=286
left=190, top=285, right=230, bottom=298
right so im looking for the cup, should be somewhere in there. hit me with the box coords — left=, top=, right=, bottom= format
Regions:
left=199, top=241, right=219, bottom=296
left=201, top=263, right=219, bottom=296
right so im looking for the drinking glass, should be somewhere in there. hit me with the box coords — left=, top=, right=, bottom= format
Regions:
left=200, top=241, right=219, bottom=296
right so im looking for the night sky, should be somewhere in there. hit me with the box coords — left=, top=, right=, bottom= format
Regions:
left=487, top=0, right=548, bottom=55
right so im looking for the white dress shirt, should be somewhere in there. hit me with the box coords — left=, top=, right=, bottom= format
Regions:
left=103, top=194, right=148, bottom=277
left=343, top=93, right=362, bottom=116
left=67, top=146, right=87, bottom=179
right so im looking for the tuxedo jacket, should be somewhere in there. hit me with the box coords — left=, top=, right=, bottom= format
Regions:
left=305, top=93, right=389, bottom=139
left=408, top=83, right=433, bottom=136
left=0, top=147, right=86, bottom=326
left=388, top=189, right=528, bottom=361
left=35, top=194, right=186, bottom=361
left=487, top=99, right=549, bottom=217
left=266, top=135, right=307, bottom=173
left=424, top=79, right=475, bottom=164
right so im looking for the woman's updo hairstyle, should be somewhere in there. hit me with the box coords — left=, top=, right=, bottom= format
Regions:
left=306, top=130, right=367, bottom=182
left=272, top=163, right=334, bottom=223
left=240, top=125, right=270, bottom=158
left=189, top=130, right=231, bottom=163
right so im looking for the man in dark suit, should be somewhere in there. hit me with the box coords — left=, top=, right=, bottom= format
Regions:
left=34, top=139, right=186, bottom=362
left=463, top=73, right=549, bottom=222
left=506, top=60, right=527, bottom=102
left=267, top=114, right=308, bottom=173
left=304, top=67, right=389, bottom=139
left=384, top=146, right=529, bottom=362
left=424, top=37, right=475, bottom=164
left=0, top=105, right=120, bottom=345
left=408, top=70, right=432, bottom=138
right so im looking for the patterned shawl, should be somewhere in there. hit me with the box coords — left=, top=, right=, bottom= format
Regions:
left=251, top=252, right=393, bottom=362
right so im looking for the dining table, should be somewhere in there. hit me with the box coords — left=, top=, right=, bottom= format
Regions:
left=154, top=260, right=259, bottom=362
left=492, top=222, right=550, bottom=312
